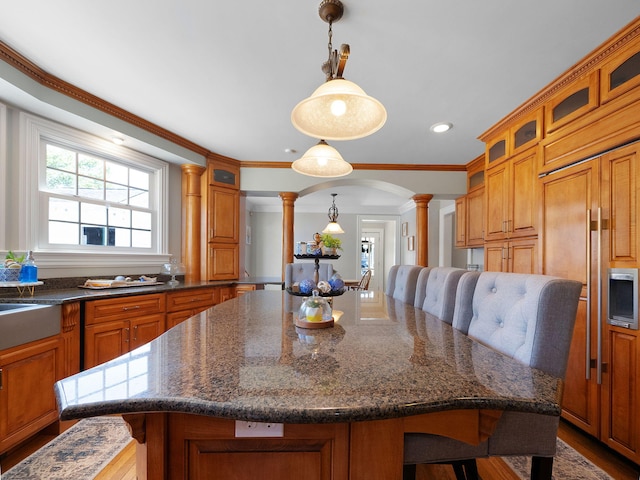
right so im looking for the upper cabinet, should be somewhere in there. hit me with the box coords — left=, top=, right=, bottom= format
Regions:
left=601, top=44, right=640, bottom=104
left=544, top=71, right=599, bottom=134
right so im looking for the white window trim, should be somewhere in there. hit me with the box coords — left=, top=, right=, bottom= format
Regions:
left=0, top=103, right=6, bottom=250
left=18, top=112, right=170, bottom=270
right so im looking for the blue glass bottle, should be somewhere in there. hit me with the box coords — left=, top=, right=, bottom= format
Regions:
left=20, top=251, right=38, bottom=283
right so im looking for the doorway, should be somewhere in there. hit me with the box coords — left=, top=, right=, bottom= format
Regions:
left=360, top=229, right=383, bottom=291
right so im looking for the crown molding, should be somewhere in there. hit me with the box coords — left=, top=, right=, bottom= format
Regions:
left=240, top=161, right=466, bottom=171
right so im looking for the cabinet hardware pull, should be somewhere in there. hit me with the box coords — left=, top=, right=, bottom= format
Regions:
left=123, top=305, right=141, bottom=311
left=0, top=368, right=3, bottom=390
left=125, top=327, right=130, bottom=342
left=585, top=209, right=592, bottom=380
left=596, top=207, right=603, bottom=385
left=133, top=325, right=138, bottom=342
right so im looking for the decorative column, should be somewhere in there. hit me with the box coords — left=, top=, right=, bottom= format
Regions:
left=412, top=194, right=433, bottom=267
left=181, top=164, right=206, bottom=283
left=279, top=192, right=298, bottom=281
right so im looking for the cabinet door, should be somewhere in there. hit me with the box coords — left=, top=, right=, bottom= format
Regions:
left=508, top=237, right=538, bottom=274
left=208, top=187, right=239, bottom=243
left=484, top=162, right=509, bottom=242
left=466, top=188, right=484, bottom=246
left=455, top=196, right=466, bottom=247
left=484, top=241, right=506, bottom=272
left=207, top=244, right=239, bottom=280
left=509, top=152, right=538, bottom=238
left=84, top=320, right=129, bottom=369
left=0, top=337, right=64, bottom=452
left=600, top=144, right=638, bottom=265
left=130, top=314, right=165, bottom=351
left=601, top=328, right=640, bottom=463
left=541, top=159, right=600, bottom=435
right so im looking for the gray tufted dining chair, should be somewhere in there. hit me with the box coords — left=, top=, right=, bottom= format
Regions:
left=414, top=267, right=468, bottom=323
left=284, top=262, right=333, bottom=288
left=386, top=265, right=425, bottom=305
left=404, top=271, right=582, bottom=480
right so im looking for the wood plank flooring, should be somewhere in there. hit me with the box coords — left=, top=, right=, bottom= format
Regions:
left=2, top=419, right=639, bottom=479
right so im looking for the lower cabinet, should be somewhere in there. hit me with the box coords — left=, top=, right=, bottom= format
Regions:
left=0, top=336, right=65, bottom=453
left=166, top=287, right=218, bottom=329
left=84, top=294, right=166, bottom=369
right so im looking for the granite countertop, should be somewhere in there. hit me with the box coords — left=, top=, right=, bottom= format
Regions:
left=0, top=276, right=281, bottom=305
left=55, top=290, right=563, bottom=425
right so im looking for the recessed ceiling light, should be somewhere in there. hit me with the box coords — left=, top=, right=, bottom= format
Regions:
left=284, top=148, right=297, bottom=154
left=430, top=122, right=453, bottom=133
left=111, top=136, right=125, bottom=145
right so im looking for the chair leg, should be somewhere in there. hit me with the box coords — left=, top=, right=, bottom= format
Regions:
left=462, top=459, right=479, bottom=480
left=451, top=461, right=468, bottom=480
left=402, top=464, right=417, bottom=480
left=530, top=456, right=553, bottom=480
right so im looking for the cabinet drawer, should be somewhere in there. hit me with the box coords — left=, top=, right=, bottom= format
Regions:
left=166, top=288, right=217, bottom=312
left=85, top=293, right=166, bottom=325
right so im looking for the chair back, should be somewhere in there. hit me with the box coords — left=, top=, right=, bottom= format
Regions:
left=416, top=267, right=466, bottom=324
left=456, top=272, right=582, bottom=377
left=354, top=269, right=372, bottom=290
left=385, top=265, right=400, bottom=296
left=284, top=263, right=333, bottom=288
left=388, top=265, right=424, bottom=304
left=412, top=267, right=433, bottom=309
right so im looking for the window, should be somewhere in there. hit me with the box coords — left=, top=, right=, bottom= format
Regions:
left=21, top=113, right=168, bottom=258
left=44, top=142, right=153, bottom=248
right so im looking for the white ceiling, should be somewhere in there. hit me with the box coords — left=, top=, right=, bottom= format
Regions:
left=0, top=1, right=638, bottom=212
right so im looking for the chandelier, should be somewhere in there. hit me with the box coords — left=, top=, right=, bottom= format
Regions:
left=322, top=193, right=345, bottom=234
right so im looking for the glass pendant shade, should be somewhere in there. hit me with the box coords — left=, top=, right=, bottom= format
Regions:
left=291, top=78, right=387, bottom=141
left=322, top=221, right=345, bottom=234
left=291, top=140, right=353, bottom=178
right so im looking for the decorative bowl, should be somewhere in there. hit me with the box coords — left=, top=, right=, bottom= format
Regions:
left=0, top=266, right=22, bottom=282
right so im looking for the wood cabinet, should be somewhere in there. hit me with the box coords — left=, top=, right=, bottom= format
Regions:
left=541, top=143, right=640, bottom=463
left=84, top=294, right=166, bottom=369
left=204, top=156, right=241, bottom=281
left=484, top=237, right=538, bottom=274
left=480, top=18, right=640, bottom=463
left=166, top=287, right=218, bottom=329
left=455, top=154, right=484, bottom=249
left=0, top=336, right=65, bottom=453
left=235, top=284, right=257, bottom=297
left=484, top=147, right=538, bottom=243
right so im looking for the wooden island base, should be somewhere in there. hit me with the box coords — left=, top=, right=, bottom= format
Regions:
left=122, top=409, right=501, bottom=480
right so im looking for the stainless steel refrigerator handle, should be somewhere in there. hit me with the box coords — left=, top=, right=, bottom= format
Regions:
left=597, top=207, right=603, bottom=385
left=586, top=209, right=592, bottom=380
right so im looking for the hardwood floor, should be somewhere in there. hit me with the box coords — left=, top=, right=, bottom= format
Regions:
left=2, top=419, right=639, bottom=479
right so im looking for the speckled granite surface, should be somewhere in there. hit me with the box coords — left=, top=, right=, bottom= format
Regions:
left=55, top=290, right=563, bottom=424
left=0, top=277, right=278, bottom=304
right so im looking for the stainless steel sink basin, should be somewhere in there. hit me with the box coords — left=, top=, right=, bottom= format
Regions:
left=0, top=303, right=61, bottom=350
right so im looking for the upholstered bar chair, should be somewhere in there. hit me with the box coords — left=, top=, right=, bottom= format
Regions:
left=284, top=263, right=333, bottom=288
left=404, top=272, right=582, bottom=480
left=415, top=267, right=468, bottom=324
left=386, top=265, right=425, bottom=305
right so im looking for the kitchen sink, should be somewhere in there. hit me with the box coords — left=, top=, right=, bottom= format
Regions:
left=0, top=303, right=61, bottom=350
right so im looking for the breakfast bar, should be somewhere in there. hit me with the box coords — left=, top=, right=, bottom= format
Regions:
left=54, top=290, right=564, bottom=479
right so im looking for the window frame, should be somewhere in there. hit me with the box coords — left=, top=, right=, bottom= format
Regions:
left=19, top=112, right=169, bottom=269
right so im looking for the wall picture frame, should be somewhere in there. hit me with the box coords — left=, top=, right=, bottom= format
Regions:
left=402, top=222, right=408, bottom=237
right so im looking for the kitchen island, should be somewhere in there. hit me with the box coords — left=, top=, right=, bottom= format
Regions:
left=55, top=290, right=563, bottom=479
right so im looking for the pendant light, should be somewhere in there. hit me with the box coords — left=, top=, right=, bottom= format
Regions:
left=291, top=0, right=387, bottom=141
left=322, top=193, right=345, bottom=234
left=291, top=140, right=353, bottom=178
